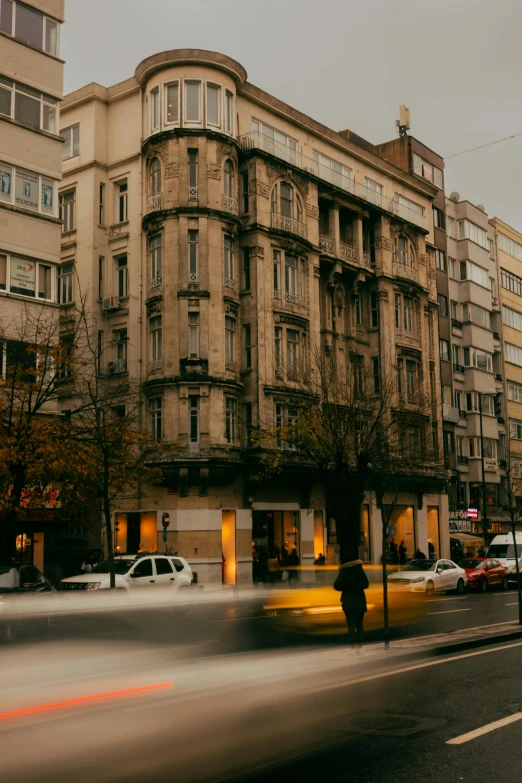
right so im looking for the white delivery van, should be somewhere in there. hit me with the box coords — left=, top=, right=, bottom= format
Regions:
left=487, top=533, right=522, bottom=585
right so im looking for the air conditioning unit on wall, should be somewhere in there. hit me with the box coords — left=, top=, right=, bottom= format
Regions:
left=102, top=296, right=120, bottom=312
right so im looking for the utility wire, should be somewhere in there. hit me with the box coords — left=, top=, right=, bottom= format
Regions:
left=445, top=131, right=522, bottom=160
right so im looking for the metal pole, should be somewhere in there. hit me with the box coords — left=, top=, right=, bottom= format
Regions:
left=479, top=393, right=488, bottom=543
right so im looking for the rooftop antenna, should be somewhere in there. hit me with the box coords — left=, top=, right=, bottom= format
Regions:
left=396, top=105, right=410, bottom=137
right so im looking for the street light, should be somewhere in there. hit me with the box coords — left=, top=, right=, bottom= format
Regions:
left=479, top=389, right=497, bottom=544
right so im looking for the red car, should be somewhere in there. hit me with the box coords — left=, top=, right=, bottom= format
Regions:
left=460, top=558, right=508, bottom=592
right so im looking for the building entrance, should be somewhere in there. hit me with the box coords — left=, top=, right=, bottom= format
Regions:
left=252, top=510, right=300, bottom=581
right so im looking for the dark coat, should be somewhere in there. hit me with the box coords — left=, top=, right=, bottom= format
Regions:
left=333, top=559, right=369, bottom=614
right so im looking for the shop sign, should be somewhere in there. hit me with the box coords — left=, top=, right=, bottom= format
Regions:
left=484, top=459, right=497, bottom=472
left=10, top=257, right=35, bottom=294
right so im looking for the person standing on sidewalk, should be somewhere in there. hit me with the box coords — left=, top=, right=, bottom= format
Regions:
left=334, top=553, right=369, bottom=644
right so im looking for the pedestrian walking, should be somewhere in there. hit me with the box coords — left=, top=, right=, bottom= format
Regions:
left=390, top=538, right=399, bottom=564
left=428, top=539, right=435, bottom=559
left=333, top=553, right=369, bottom=645
left=414, top=548, right=427, bottom=559
left=399, top=540, right=407, bottom=565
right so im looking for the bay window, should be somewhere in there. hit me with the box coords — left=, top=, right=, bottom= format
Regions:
left=150, top=398, right=162, bottom=442
left=150, top=234, right=162, bottom=283
left=206, top=83, right=221, bottom=127
left=150, top=316, right=162, bottom=363
left=224, top=90, right=234, bottom=134
left=184, top=80, right=201, bottom=125
left=463, top=346, right=493, bottom=372
left=0, top=77, right=57, bottom=132
left=150, top=87, right=160, bottom=132
left=0, top=251, right=55, bottom=301
left=224, top=235, right=235, bottom=286
left=458, top=219, right=488, bottom=249
left=165, top=82, right=179, bottom=125
left=459, top=260, right=489, bottom=288
left=225, top=316, right=235, bottom=366
left=0, top=1, right=58, bottom=55
left=225, top=397, right=237, bottom=443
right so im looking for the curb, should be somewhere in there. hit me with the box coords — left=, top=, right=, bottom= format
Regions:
left=432, top=627, right=522, bottom=656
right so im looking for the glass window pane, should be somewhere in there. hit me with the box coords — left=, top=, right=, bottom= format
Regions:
left=0, top=0, right=13, bottom=34
left=72, top=126, right=80, bottom=156
left=15, top=91, right=40, bottom=129
left=45, top=18, right=57, bottom=55
left=185, top=82, right=200, bottom=122
left=42, top=103, right=55, bottom=132
left=207, top=84, right=220, bottom=125
left=0, top=163, right=12, bottom=203
left=0, top=85, right=11, bottom=116
left=38, top=264, right=51, bottom=299
left=166, top=83, right=178, bottom=123
left=10, top=256, right=36, bottom=296
left=15, top=3, right=43, bottom=49
left=15, top=168, right=39, bottom=211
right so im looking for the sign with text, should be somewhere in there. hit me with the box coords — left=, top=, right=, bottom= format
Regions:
left=15, top=169, right=38, bottom=212
left=10, top=257, right=35, bottom=295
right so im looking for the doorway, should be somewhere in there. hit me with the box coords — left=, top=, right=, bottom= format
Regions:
left=222, top=510, right=236, bottom=585
left=127, top=512, right=141, bottom=553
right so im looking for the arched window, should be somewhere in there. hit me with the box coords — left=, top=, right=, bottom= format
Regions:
left=271, top=181, right=303, bottom=222
left=393, top=235, right=414, bottom=267
left=224, top=159, right=234, bottom=197
left=150, top=157, right=161, bottom=196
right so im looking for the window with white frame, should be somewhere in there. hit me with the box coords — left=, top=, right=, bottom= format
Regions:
left=393, top=193, right=425, bottom=222
left=164, top=81, right=179, bottom=125
left=0, top=76, right=57, bottom=132
left=225, top=397, right=237, bottom=443
left=150, top=87, right=160, bottom=132
left=466, top=392, right=494, bottom=415
left=225, top=316, right=235, bottom=366
left=458, top=219, right=488, bottom=249
left=501, top=268, right=522, bottom=297
left=184, top=80, right=201, bottom=125
left=271, top=181, right=303, bottom=223
left=116, top=255, right=127, bottom=298
left=150, top=157, right=161, bottom=196
left=206, top=83, right=221, bottom=127
left=498, top=232, right=522, bottom=262
left=61, top=125, right=80, bottom=160
left=150, top=234, right=162, bottom=283
left=286, top=329, right=300, bottom=379
left=251, top=119, right=298, bottom=164
left=115, top=328, right=127, bottom=372
left=224, top=90, right=234, bottom=134
left=469, top=437, right=496, bottom=459
left=505, top=342, right=522, bottom=367
left=58, top=262, right=74, bottom=304
left=0, top=161, right=56, bottom=216
left=459, top=260, right=489, bottom=288
left=393, top=235, right=414, bottom=267
left=117, top=180, right=128, bottom=222
left=188, top=312, right=199, bottom=358
left=312, top=151, right=353, bottom=185
left=446, top=216, right=455, bottom=238
left=150, top=397, right=162, bottom=441
left=59, top=190, right=75, bottom=232
left=435, top=249, right=446, bottom=271
left=0, top=1, right=58, bottom=55
left=448, top=257, right=458, bottom=280
left=0, top=251, right=54, bottom=300
left=188, top=229, right=198, bottom=283
left=364, top=176, right=383, bottom=194
left=224, top=235, right=235, bottom=286
left=503, top=304, right=522, bottom=332
left=412, top=154, right=443, bottom=189
left=439, top=339, right=450, bottom=361
left=395, top=292, right=418, bottom=332
left=150, top=315, right=162, bottom=362
left=189, top=395, right=199, bottom=444
left=508, top=380, right=522, bottom=403
left=463, top=346, right=493, bottom=372
left=510, top=418, right=522, bottom=440
left=462, top=303, right=490, bottom=329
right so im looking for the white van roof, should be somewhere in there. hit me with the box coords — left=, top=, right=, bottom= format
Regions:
left=489, top=533, right=522, bottom=545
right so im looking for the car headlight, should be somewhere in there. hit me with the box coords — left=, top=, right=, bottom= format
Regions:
left=411, top=577, right=425, bottom=583
left=468, top=572, right=480, bottom=577
left=86, top=582, right=101, bottom=591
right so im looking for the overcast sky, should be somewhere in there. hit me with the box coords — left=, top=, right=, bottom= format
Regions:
left=62, top=0, right=522, bottom=230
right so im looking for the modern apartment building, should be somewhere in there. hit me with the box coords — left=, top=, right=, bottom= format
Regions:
left=59, top=49, right=448, bottom=583
left=0, top=0, right=64, bottom=568
left=445, top=196, right=505, bottom=541
left=490, top=218, right=522, bottom=479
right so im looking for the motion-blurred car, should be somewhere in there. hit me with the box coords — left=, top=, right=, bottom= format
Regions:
left=487, top=533, right=522, bottom=585
left=60, top=553, right=193, bottom=592
left=460, top=557, right=508, bottom=592
left=0, top=562, right=54, bottom=593
left=263, top=580, right=425, bottom=638
left=387, top=559, right=467, bottom=594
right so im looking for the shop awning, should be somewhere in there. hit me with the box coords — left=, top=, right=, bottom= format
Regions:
left=450, top=533, right=483, bottom=543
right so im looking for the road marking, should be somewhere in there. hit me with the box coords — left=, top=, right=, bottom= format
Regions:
left=447, top=713, right=522, bottom=745
left=426, top=597, right=468, bottom=603
left=505, top=603, right=519, bottom=606
left=427, top=609, right=472, bottom=616
left=310, top=641, right=522, bottom=694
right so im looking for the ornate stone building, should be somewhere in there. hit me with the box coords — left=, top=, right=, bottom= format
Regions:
left=59, top=49, right=448, bottom=583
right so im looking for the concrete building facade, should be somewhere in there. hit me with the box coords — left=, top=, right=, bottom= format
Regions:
left=59, top=49, right=449, bottom=584
left=0, top=0, right=64, bottom=568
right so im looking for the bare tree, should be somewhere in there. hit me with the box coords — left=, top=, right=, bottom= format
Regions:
left=498, top=459, right=522, bottom=625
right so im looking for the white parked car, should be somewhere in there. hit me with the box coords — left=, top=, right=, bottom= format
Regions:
left=387, top=559, right=468, bottom=595
left=60, top=553, right=193, bottom=592
left=487, top=533, right=522, bottom=585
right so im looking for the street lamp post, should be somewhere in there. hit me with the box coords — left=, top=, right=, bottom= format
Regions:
left=479, top=390, right=497, bottom=545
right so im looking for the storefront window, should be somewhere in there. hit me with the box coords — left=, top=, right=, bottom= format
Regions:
left=427, top=506, right=440, bottom=560
left=252, top=510, right=299, bottom=581
left=469, top=483, right=499, bottom=509
left=384, top=505, right=415, bottom=560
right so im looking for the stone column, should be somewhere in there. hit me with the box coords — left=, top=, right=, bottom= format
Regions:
left=329, top=202, right=340, bottom=254
left=353, top=213, right=364, bottom=262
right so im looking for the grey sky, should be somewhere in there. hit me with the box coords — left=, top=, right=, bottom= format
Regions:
left=63, top=0, right=522, bottom=229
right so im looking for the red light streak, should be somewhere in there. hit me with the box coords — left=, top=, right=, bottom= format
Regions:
left=0, top=681, right=174, bottom=722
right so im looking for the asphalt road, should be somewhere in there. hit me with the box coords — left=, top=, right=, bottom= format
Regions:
left=239, top=639, right=522, bottom=783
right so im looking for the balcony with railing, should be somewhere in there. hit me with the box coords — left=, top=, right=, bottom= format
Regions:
left=319, top=235, right=335, bottom=254
left=149, top=359, right=163, bottom=373
left=392, top=261, right=419, bottom=284
left=223, top=195, right=238, bottom=215
left=239, top=130, right=428, bottom=231
left=225, top=360, right=238, bottom=373
left=271, top=211, right=307, bottom=239
left=149, top=275, right=162, bottom=291
left=224, top=276, right=237, bottom=291
left=340, top=242, right=358, bottom=263
left=146, top=194, right=162, bottom=214
left=274, top=289, right=306, bottom=309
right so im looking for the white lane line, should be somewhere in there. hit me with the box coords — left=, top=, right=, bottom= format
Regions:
left=427, top=609, right=472, bottom=616
left=309, top=641, right=522, bottom=694
left=426, top=597, right=468, bottom=603
left=447, top=713, right=522, bottom=745
left=505, top=602, right=519, bottom=606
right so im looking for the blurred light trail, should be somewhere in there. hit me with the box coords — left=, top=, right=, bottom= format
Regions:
left=0, top=681, right=174, bottom=722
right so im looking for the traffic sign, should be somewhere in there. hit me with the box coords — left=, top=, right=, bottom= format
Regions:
left=162, top=512, right=170, bottom=528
